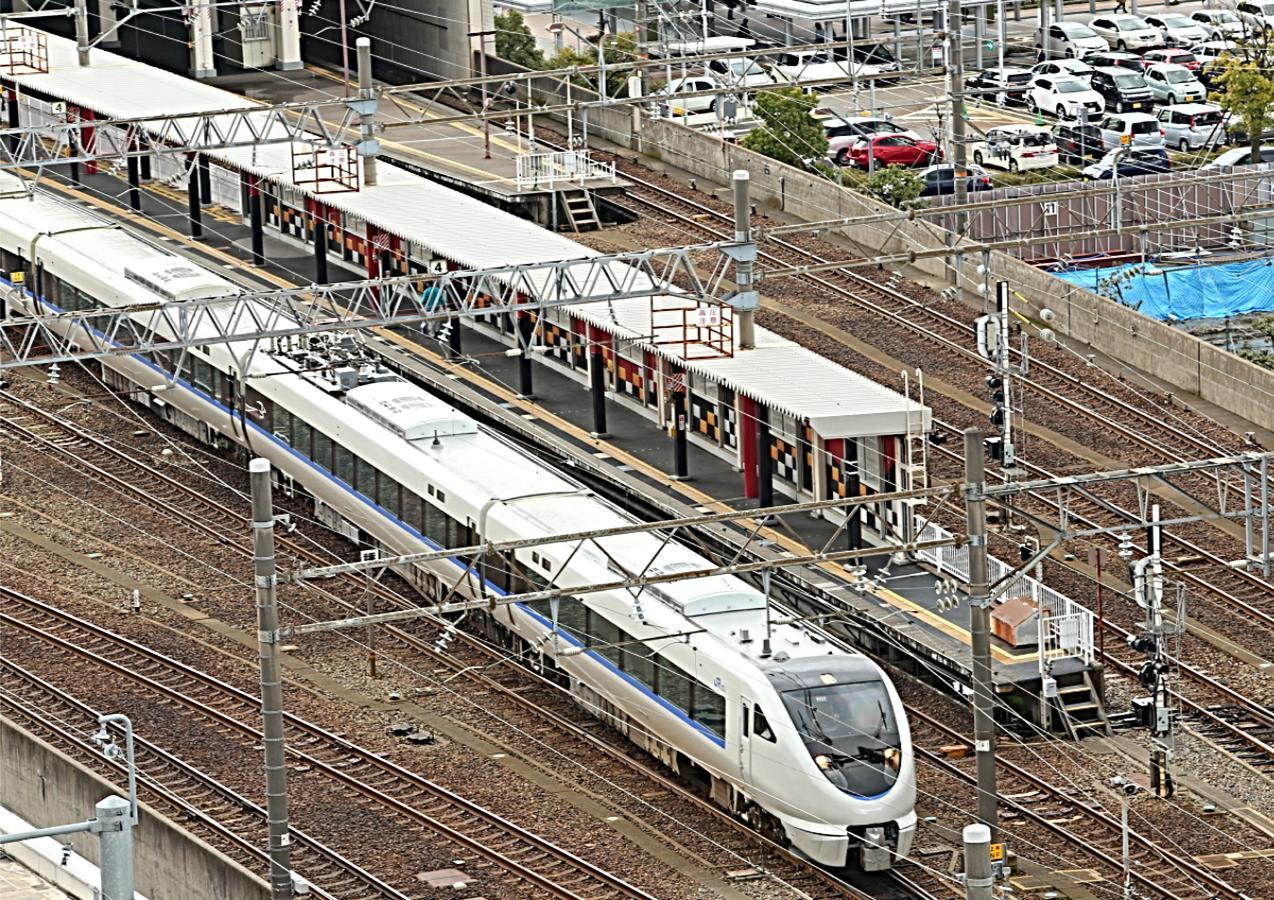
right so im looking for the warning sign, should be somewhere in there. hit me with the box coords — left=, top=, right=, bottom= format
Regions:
left=989, top=842, right=1006, bottom=863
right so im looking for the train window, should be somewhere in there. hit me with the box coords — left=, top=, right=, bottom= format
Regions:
left=353, top=455, right=374, bottom=498
left=380, top=478, right=401, bottom=517
left=312, top=431, right=333, bottom=472
left=331, top=442, right=353, bottom=483
left=692, top=687, right=726, bottom=739
left=294, top=419, right=313, bottom=459
left=436, top=489, right=447, bottom=504
left=557, top=598, right=586, bottom=641
left=423, top=500, right=449, bottom=545
left=191, top=358, right=211, bottom=393
left=752, top=706, right=776, bottom=742
left=401, top=490, right=423, bottom=533
left=210, top=368, right=224, bottom=401
left=621, top=643, right=656, bottom=689
left=273, top=406, right=293, bottom=445
left=587, top=611, right=622, bottom=667
left=657, top=661, right=693, bottom=713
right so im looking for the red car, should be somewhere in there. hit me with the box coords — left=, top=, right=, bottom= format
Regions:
left=1141, top=48, right=1200, bottom=72
left=848, top=133, right=942, bottom=169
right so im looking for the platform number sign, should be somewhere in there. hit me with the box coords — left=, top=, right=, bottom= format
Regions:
left=1041, top=200, right=1059, bottom=218
left=988, top=842, right=1006, bottom=863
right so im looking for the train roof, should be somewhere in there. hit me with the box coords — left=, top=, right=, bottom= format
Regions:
left=8, top=31, right=930, bottom=440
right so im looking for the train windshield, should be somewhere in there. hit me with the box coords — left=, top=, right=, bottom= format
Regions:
left=782, top=680, right=901, bottom=798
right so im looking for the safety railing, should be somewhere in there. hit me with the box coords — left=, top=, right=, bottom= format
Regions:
left=915, top=521, right=1095, bottom=664
left=514, top=150, right=616, bottom=190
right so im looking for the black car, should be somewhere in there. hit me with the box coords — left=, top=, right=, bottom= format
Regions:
left=916, top=164, right=994, bottom=197
left=1088, top=66, right=1154, bottom=113
left=1084, top=147, right=1172, bottom=179
left=1052, top=122, right=1105, bottom=162
left=1082, top=50, right=1145, bottom=72
left=964, top=67, right=1034, bottom=104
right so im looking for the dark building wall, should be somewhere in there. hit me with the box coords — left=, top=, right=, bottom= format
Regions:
left=302, top=0, right=473, bottom=83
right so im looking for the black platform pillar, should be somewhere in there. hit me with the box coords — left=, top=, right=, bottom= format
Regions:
left=590, top=349, right=607, bottom=436
left=757, top=403, right=773, bottom=509
left=672, top=389, right=689, bottom=480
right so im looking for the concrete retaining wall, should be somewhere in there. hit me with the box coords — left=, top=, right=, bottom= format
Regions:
left=0, top=717, right=270, bottom=900
left=484, top=54, right=1274, bottom=431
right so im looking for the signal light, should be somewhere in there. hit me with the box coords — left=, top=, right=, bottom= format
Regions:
left=990, top=407, right=1004, bottom=427
left=985, top=436, right=1004, bottom=461
left=986, top=374, right=1003, bottom=390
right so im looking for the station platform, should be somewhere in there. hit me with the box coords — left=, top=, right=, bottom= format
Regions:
left=208, top=69, right=630, bottom=227
left=37, top=125, right=1103, bottom=739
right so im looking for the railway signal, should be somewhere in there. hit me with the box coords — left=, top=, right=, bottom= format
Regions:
left=975, top=282, right=1022, bottom=474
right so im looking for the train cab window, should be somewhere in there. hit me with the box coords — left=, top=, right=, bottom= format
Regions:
left=273, top=406, right=293, bottom=445
left=294, top=419, right=313, bottom=459
left=332, top=443, right=354, bottom=484
left=692, top=687, right=726, bottom=738
left=752, top=706, right=776, bottom=742
left=312, top=431, right=333, bottom=472
left=354, top=455, right=374, bottom=497
left=658, top=662, right=693, bottom=714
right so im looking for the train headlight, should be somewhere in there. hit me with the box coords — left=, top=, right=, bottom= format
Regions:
left=815, top=754, right=833, bottom=771
left=884, top=747, right=901, bottom=772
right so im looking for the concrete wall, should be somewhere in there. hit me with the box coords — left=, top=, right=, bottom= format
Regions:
left=0, top=718, right=270, bottom=900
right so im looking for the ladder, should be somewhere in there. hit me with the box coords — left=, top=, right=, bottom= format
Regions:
left=560, top=189, right=601, bottom=233
left=1054, top=671, right=1111, bottom=740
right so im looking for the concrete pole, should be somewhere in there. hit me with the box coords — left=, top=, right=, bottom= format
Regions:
left=948, top=0, right=968, bottom=286
left=250, top=459, right=293, bottom=900
left=963, top=428, right=997, bottom=834
left=95, top=0, right=120, bottom=47
left=732, top=170, right=756, bottom=350
left=356, top=38, right=378, bottom=187
left=190, top=0, right=216, bottom=78
left=95, top=796, right=134, bottom=900
left=277, top=0, right=304, bottom=70
left=1121, top=798, right=1132, bottom=898
left=74, top=0, right=90, bottom=67
left=962, top=823, right=993, bottom=900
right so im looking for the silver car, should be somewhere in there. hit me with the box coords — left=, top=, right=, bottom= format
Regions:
left=1097, top=112, right=1166, bottom=150
left=1037, top=22, right=1109, bottom=58
left=1142, top=13, right=1208, bottom=47
left=1156, top=103, right=1228, bottom=151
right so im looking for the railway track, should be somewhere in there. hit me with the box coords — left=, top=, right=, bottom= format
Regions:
left=0, top=384, right=887, bottom=897
left=0, top=657, right=405, bottom=900
left=0, top=586, right=656, bottom=900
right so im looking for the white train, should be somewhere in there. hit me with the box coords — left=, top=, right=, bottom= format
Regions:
left=0, top=175, right=917, bottom=869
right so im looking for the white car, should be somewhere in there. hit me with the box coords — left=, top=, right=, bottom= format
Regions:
left=1087, top=15, right=1163, bottom=51
left=708, top=57, right=777, bottom=89
left=1030, top=75, right=1107, bottom=120
left=1200, top=144, right=1274, bottom=168
left=652, top=75, right=725, bottom=114
left=1144, top=63, right=1208, bottom=104
left=1037, top=22, right=1110, bottom=59
left=1190, top=9, right=1246, bottom=40
left=970, top=124, right=1060, bottom=172
left=1142, top=13, right=1208, bottom=47
left=1097, top=111, right=1166, bottom=149
left=1191, top=39, right=1239, bottom=66
left=772, top=50, right=876, bottom=86
left=1031, top=58, right=1096, bottom=82
left=1233, top=0, right=1274, bottom=35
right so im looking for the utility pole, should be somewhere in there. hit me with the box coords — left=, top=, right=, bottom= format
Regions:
left=250, top=458, right=293, bottom=899
left=355, top=38, right=379, bottom=187
left=731, top=170, right=757, bottom=350
left=948, top=0, right=967, bottom=216
left=468, top=30, right=497, bottom=160
left=74, top=0, right=89, bottom=66
left=963, top=428, right=997, bottom=834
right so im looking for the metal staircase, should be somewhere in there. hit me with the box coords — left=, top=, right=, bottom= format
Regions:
left=1053, top=671, right=1111, bottom=740
left=560, top=189, right=601, bottom=233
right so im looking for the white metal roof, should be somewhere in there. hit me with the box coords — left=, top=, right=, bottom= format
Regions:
left=13, top=31, right=929, bottom=438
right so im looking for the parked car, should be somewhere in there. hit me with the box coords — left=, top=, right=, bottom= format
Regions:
left=846, top=133, right=941, bottom=169
left=1157, top=103, right=1229, bottom=150
left=1052, top=121, right=1106, bottom=162
left=1233, top=0, right=1274, bottom=34
left=1201, top=144, right=1274, bottom=168
left=1087, top=15, right=1162, bottom=51
left=1189, top=9, right=1246, bottom=40
left=1032, top=58, right=1096, bottom=83
left=1142, top=13, right=1208, bottom=47
left=823, top=116, right=921, bottom=164
left=708, top=57, right=777, bottom=88
left=1083, top=146, right=1172, bottom=178
left=1082, top=50, right=1146, bottom=72
left=964, top=67, right=1034, bottom=105
left=916, top=164, right=994, bottom=197
left=1140, top=47, right=1201, bottom=71
left=1144, top=62, right=1208, bottom=104
left=1088, top=66, right=1154, bottom=113
left=1097, top=111, right=1166, bottom=149
left=773, top=51, right=874, bottom=85
left=835, top=42, right=903, bottom=77
left=1029, top=75, right=1106, bottom=119
left=652, top=75, right=725, bottom=114
left=1037, top=22, right=1109, bottom=59
left=970, top=124, right=1061, bottom=172
left=1193, top=40, right=1240, bottom=87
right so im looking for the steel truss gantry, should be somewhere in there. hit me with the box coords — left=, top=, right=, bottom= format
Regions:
left=0, top=244, right=734, bottom=369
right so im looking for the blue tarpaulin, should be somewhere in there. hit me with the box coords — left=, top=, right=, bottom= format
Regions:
left=1051, top=257, right=1274, bottom=321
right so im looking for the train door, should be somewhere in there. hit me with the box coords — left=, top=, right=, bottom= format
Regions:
left=738, top=697, right=755, bottom=781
